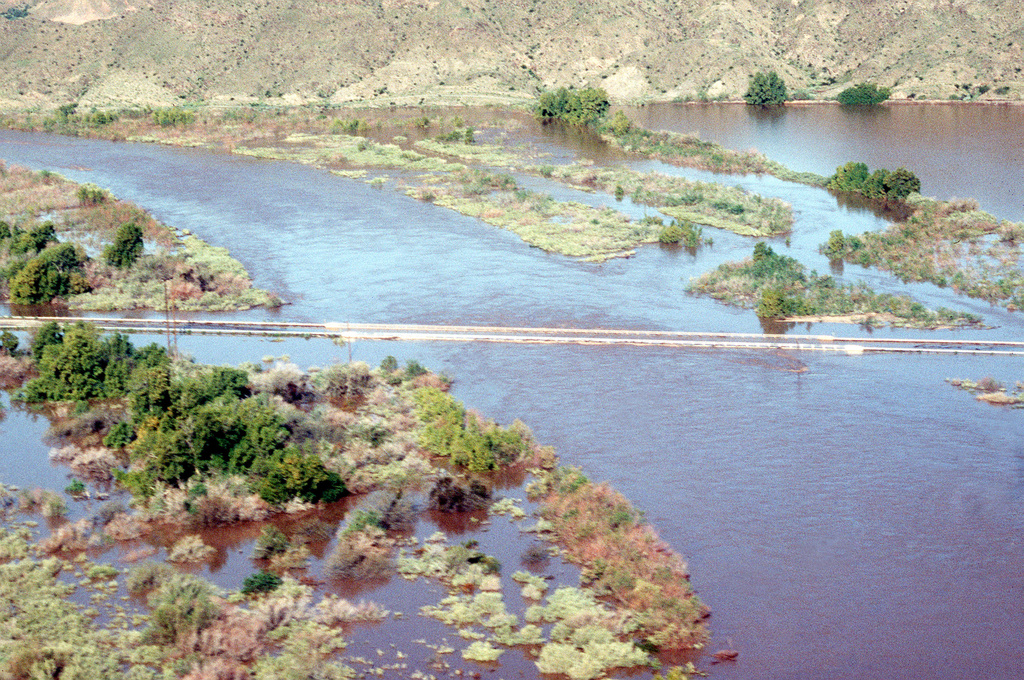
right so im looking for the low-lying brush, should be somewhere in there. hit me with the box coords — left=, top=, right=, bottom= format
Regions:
left=691, top=243, right=982, bottom=328
left=820, top=195, right=1024, bottom=309
left=528, top=467, right=708, bottom=650
left=544, top=163, right=792, bottom=237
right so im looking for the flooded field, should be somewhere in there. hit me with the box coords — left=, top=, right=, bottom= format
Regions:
left=1, top=104, right=1023, bottom=680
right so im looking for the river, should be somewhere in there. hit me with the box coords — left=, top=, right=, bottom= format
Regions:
left=1, top=104, right=1023, bottom=680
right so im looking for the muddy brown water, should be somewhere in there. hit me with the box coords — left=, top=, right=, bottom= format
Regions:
left=1, top=105, right=1024, bottom=680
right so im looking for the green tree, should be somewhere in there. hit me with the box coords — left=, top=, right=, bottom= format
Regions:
left=744, top=71, right=789, bottom=107
left=0, top=330, right=17, bottom=355
left=31, top=321, right=63, bottom=361
left=104, top=221, right=143, bottom=268
left=535, top=87, right=610, bottom=126
left=837, top=83, right=891, bottom=105
left=882, top=167, right=921, bottom=200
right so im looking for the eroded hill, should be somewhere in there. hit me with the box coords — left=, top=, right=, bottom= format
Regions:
left=1, top=0, right=1022, bottom=109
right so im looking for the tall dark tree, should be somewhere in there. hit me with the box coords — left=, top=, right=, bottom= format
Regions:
left=744, top=71, right=789, bottom=107
left=104, top=221, right=144, bottom=268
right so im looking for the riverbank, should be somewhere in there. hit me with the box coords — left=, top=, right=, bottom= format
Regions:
left=0, top=162, right=280, bottom=311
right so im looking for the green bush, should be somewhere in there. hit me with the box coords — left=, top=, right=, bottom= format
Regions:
left=152, top=107, right=195, bottom=127
left=241, top=570, right=283, bottom=595
left=103, top=221, right=143, bottom=269
left=146, top=574, right=219, bottom=645
left=252, top=526, right=290, bottom=559
left=837, top=82, right=891, bottom=105
left=658, top=224, right=684, bottom=244
left=251, top=443, right=346, bottom=505
left=827, top=162, right=920, bottom=201
left=76, top=184, right=108, bottom=206
left=535, top=87, right=610, bottom=127
left=744, top=71, right=788, bottom=107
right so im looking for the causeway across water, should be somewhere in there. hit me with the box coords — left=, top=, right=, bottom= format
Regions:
left=3, top=316, right=1024, bottom=356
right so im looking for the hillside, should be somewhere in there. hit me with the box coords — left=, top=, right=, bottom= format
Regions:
left=1, top=0, right=1023, bottom=110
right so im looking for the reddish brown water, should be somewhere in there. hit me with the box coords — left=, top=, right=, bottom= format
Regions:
left=2, top=106, right=1024, bottom=679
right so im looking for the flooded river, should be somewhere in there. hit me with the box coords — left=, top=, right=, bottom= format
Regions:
left=1, top=105, right=1023, bottom=680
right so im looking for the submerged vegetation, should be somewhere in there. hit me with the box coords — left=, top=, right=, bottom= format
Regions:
left=0, top=323, right=709, bottom=678
left=820, top=195, right=1024, bottom=309
left=947, top=376, right=1024, bottom=406
left=0, top=162, right=279, bottom=310
left=689, top=243, right=982, bottom=328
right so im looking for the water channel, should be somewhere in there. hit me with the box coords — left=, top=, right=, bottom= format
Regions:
left=1, top=104, right=1022, bottom=680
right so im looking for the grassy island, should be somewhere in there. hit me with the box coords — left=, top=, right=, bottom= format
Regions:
left=689, top=243, right=982, bottom=329
left=0, top=322, right=708, bottom=679
left=821, top=195, right=1024, bottom=309
left=0, top=163, right=280, bottom=311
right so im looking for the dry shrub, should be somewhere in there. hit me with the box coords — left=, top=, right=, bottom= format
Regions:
left=46, top=408, right=121, bottom=441
left=151, top=479, right=271, bottom=526
left=326, top=528, right=394, bottom=579
left=212, top=273, right=252, bottom=296
left=104, top=512, right=144, bottom=540
left=536, top=468, right=706, bottom=649
left=169, top=279, right=204, bottom=301
left=198, top=608, right=265, bottom=662
left=49, top=445, right=119, bottom=482
left=127, top=561, right=176, bottom=594
left=412, top=372, right=450, bottom=390
left=0, top=354, right=34, bottom=388
left=121, top=545, right=159, bottom=563
left=429, top=475, right=490, bottom=512
left=250, top=361, right=313, bottom=404
left=38, top=518, right=93, bottom=553
left=167, top=535, right=217, bottom=562
left=977, top=376, right=1004, bottom=393
left=940, top=197, right=980, bottom=216
left=182, top=658, right=252, bottom=680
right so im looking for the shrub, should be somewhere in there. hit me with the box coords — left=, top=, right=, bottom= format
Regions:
left=252, top=526, right=290, bottom=560
left=837, top=82, right=891, bottom=105
left=152, top=107, right=195, bottom=127
left=241, top=570, right=283, bottom=595
left=76, top=184, right=108, bottom=206
left=103, top=221, right=144, bottom=268
left=326, top=528, right=393, bottom=579
left=102, top=420, right=134, bottom=448
left=317, top=361, right=374, bottom=404
left=658, top=224, right=684, bottom=244
left=250, top=444, right=346, bottom=505
left=744, top=71, right=788, bottom=107
left=167, top=535, right=216, bottom=562
left=146, top=573, right=220, bottom=647
left=428, top=475, right=490, bottom=512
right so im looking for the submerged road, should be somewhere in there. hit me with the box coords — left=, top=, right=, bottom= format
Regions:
left=3, top=316, right=1024, bottom=356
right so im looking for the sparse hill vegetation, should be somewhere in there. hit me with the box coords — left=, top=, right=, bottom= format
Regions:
left=0, top=0, right=1021, bottom=109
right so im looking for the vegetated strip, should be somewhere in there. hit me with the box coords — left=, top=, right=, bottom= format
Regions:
left=0, top=321, right=707, bottom=676
left=595, top=111, right=827, bottom=186
left=0, top=161, right=280, bottom=311
left=689, top=243, right=982, bottom=329
left=536, top=161, right=793, bottom=236
left=821, top=193, right=1024, bottom=309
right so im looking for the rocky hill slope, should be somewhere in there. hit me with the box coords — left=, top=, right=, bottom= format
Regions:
left=1, top=0, right=1022, bottom=109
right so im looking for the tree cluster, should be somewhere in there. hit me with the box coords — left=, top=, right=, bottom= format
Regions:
left=827, top=162, right=921, bottom=201
left=1, top=221, right=91, bottom=304
left=534, top=87, right=610, bottom=127
left=20, top=322, right=346, bottom=507
left=837, top=83, right=891, bottom=106
left=744, top=71, right=788, bottom=107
